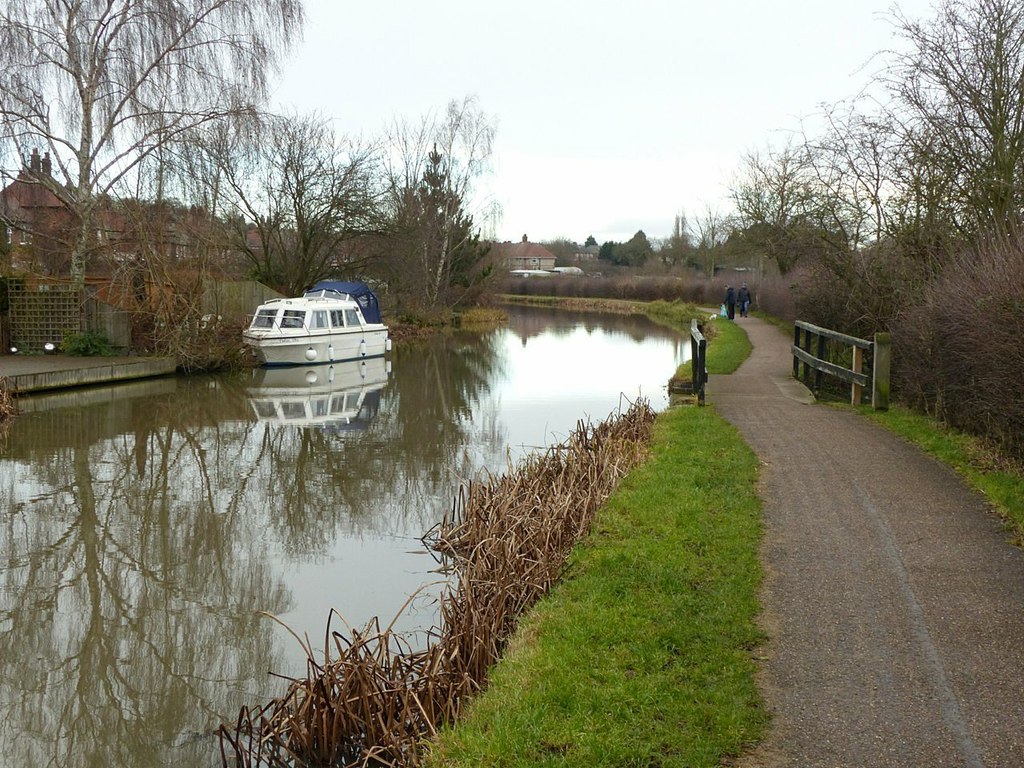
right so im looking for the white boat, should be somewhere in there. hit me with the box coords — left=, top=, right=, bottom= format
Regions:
left=247, top=356, right=389, bottom=428
left=243, top=281, right=390, bottom=367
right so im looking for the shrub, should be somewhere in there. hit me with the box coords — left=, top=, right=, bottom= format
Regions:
left=755, top=273, right=798, bottom=321
left=791, top=247, right=933, bottom=340
left=63, top=330, right=114, bottom=356
left=894, top=239, right=1024, bottom=461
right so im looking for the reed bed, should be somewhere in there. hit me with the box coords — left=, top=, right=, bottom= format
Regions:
left=220, top=399, right=657, bottom=767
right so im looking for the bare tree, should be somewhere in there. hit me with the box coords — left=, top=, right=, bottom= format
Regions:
left=802, top=105, right=896, bottom=252
left=730, top=141, right=820, bottom=274
left=197, top=113, right=384, bottom=296
left=0, top=0, right=303, bottom=280
left=692, top=204, right=730, bottom=278
left=886, top=0, right=1024, bottom=236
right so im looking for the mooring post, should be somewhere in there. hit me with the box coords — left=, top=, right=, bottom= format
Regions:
left=872, top=332, right=891, bottom=411
left=690, top=318, right=707, bottom=406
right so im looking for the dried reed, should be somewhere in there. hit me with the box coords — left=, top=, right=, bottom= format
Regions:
left=220, top=399, right=656, bottom=767
left=0, top=379, right=16, bottom=451
left=0, top=378, right=17, bottom=420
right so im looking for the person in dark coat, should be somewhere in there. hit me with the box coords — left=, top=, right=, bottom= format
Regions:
left=724, top=285, right=736, bottom=320
left=738, top=282, right=751, bottom=317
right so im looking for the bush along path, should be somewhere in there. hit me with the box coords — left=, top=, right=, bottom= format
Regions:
left=712, top=315, right=1024, bottom=768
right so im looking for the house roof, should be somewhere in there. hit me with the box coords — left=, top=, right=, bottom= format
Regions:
left=492, top=238, right=556, bottom=262
left=1, top=171, right=65, bottom=215
left=1, top=149, right=67, bottom=218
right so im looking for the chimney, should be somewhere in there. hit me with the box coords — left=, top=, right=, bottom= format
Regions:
left=30, top=148, right=40, bottom=173
left=521, top=234, right=528, bottom=243
left=42, top=152, right=51, bottom=176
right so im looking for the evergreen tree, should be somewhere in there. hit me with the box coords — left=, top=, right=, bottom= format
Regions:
left=413, top=145, right=491, bottom=307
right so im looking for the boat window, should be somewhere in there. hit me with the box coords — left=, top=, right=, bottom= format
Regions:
left=312, top=398, right=330, bottom=417
left=252, top=309, right=278, bottom=329
left=252, top=401, right=277, bottom=417
left=345, top=308, right=362, bottom=327
left=312, top=311, right=329, bottom=329
left=281, top=310, right=306, bottom=329
left=330, top=310, right=345, bottom=328
left=281, top=402, right=307, bottom=419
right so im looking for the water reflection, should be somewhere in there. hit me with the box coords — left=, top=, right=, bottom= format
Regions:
left=247, top=357, right=389, bottom=429
left=0, top=378, right=287, bottom=768
left=0, top=306, right=684, bottom=767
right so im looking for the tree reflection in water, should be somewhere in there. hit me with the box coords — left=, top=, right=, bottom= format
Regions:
left=0, top=383, right=289, bottom=768
left=0, top=308, right=680, bottom=767
left=0, top=329, right=506, bottom=767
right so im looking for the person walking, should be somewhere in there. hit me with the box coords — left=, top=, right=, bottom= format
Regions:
left=738, top=282, right=751, bottom=318
left=724, top=285, right=736, bottom=320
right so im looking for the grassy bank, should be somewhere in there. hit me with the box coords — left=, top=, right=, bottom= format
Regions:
left=424, top=404, right=765, bottom=767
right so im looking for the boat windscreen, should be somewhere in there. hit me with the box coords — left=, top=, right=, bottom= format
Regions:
left=252, top=308, right=277, bottom=328
left=306, top=281, right=382, bottom=324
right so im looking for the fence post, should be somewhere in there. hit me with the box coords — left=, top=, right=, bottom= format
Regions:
left=851, top=345, right=864, bottom=405
left=872, top=332, right=891, bottom=411
left=793, top=324, right=801, bottom=379
left=802, top=328, right=814, bottom=388
left=814, top=332, right=826, bottom=393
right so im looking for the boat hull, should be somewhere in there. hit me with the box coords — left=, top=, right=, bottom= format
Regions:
left=243, top=326, right=389, bottom=367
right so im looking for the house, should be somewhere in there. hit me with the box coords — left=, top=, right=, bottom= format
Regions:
left=1, top=149, right=235, bottom=279
left=492, top=234, right=557, bottom=271
left=0, top=149, right=74, bottom=273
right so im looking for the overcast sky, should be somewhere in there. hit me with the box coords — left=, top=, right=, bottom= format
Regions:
left=270, top=0, right=937, bottom=245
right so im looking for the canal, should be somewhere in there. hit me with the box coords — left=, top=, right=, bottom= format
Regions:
left=0, top=304, right=687, bottom=767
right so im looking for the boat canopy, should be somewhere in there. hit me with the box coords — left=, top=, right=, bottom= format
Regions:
left=305, top=281, right=382, bottom=324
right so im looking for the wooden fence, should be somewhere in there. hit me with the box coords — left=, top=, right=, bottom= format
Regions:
left=792, top=321, right=890, bottom=410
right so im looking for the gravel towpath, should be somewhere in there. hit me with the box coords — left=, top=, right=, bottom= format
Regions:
left=710, top=316, right=1024, bottom=768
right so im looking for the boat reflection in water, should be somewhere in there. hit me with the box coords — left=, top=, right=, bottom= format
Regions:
left=247, top=356, right=390, bottom=429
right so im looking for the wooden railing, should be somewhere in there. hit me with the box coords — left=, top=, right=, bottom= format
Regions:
left=690, top=319, right=707, bottom=406
left=792, top=321, right=890, bottom=410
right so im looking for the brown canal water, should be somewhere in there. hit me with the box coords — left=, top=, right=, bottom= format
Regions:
left=0, top=305, right=686, bottom=767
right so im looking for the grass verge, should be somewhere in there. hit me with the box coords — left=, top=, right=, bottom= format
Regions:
left=639, top=301, right=751, bottom=377
left=701, top=318, right=752, bottom=375
left=863, top=405, right=1024, bottom=542
left=423, top=405, right=766, bottom=767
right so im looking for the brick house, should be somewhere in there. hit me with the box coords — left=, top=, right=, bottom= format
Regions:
left=0, top=149, right=74, bottom=274
left=492, top=235, right=557, bottom=271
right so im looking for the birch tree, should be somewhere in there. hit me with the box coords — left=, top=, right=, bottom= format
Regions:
left=0, top=0, right=303, bottom=280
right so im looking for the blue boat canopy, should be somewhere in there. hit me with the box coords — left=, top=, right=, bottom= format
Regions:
left=304, top=281, right=383, bottom=324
